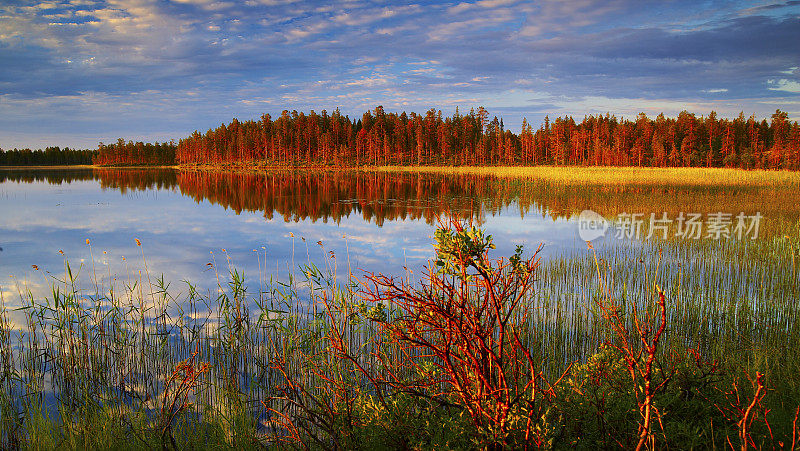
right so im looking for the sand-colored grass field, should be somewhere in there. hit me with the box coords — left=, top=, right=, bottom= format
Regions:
left=372, top=165, right=800, bottom=186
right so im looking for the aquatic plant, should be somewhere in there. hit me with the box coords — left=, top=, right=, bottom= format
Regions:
left=0, top=220, right=798, bottom=449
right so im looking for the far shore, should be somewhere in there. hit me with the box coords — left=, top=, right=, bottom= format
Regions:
left=3, top=164, right=799, bottom=187
left=0, top=164, right=97, bottom=170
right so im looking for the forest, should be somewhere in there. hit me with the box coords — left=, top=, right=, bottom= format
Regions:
left=0, top=147, right=95, bottom=166
left=91, top=139, right=177, bottom=166
left=166, top=107, right=800, bottom=169
left=7, top=108, right=799, bottom=170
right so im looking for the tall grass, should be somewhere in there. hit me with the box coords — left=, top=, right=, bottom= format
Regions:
left=376, top=165, right=800, bottom=187
left=0, top=221, right=798, bottom=448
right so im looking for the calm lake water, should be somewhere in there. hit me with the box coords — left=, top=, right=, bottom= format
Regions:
left=0, top=168, right=585, bottom=307
left=1, top=167, right=796, bottom=311
left=2, top=167, right=798, bottom=426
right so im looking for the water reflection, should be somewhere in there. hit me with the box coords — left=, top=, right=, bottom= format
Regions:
left=0, top=169, right=563, bottom=320
left=2, top=166, right=797, bottom=315
left=3, top=167, right=796, bottom=227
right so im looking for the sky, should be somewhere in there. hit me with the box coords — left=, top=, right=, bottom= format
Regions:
left=0, top=0, right=799, bottom=150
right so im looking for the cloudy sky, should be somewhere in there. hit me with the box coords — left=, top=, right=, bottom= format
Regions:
left=1, top=0, right=798, bottom=149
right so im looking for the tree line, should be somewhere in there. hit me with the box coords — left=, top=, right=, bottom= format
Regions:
left=92, top=139, right=177, bottom=166
left=0, top=147, right=95, bottom=166
left=172, top=107, right=800, bottom=169
left=22, top=107, right=800, bottom=169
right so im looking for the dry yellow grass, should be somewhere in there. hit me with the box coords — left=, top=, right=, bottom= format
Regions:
left=371, top=165, right=800, bottom=187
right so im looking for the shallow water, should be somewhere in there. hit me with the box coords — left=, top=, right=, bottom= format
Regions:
left=3, top=167, right=797, bottom=306
left=2, top=167, right=798, bottom=432
left=0, top=168, right=599, bottom=308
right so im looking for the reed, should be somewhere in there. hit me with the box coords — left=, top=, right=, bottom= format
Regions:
left=0, top=219, right=798, bottom=449
left=375, top=165, right=800, bottom=187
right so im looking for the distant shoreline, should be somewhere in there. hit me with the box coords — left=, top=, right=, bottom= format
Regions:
left=0, top=164, right=96, bottom=169
left=3, top=164, right=799, bottom=187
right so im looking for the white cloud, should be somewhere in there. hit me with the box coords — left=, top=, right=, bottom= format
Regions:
left=345, top=73, right=393, bottom=87
left=448, top=0, right=518, bottom=14
left=375, top=24, right=416, bottom=35
left=768, top=79, right=800, bottom=93
left=427, top=10, right=514, bottom=41
left=284, top=21, right=328, bottom=42
left=518, top=0, right=628, bottom=37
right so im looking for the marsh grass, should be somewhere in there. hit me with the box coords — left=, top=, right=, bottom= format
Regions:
left=0, top=219, right=798, bottom=449
left=376, top=165, right=800, bottom=187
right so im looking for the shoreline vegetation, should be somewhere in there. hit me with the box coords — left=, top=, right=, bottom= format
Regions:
left=1, top=221, right=798, bottom=449
left=6, top=163, right=800, bottom=186
left=0, top=148, right=95, bottom=166
left=375, top=165, right=800, bottom=186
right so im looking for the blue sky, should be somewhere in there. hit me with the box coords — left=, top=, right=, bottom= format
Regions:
left=1, top=0, right=798, bottom=149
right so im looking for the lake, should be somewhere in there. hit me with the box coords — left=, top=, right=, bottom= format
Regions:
left=2, top=167, right=798, bottom=314
left=3, top=166, right=797, bottom=348
left=1, top=166, right=798, bottom=446
left=0, top=168, right=591, bottom=305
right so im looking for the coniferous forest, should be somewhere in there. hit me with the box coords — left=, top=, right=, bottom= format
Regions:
left=5, top=108, right=799, bottom=170
left=167, top=107, right=799, bottom=169
left=91, top=139, right=177, bottom=166
left=0, top=147, right=95, bottom=166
